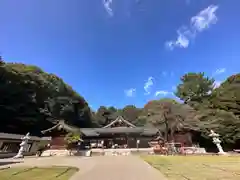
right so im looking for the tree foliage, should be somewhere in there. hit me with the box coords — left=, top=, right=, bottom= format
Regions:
left=1, top=58, right=240, bottom=147
left=210, top=74, right=240, bottom=117
left=64, top=132, right=82, bottom=144
left=195, top=109, right=240, bottom=143
left=93, top=106, right=118, bottom=127
left=0, top=59, right=92, bottom=135
left=141, top=99, right=198, bottom=141
left=119, top=105, right=142, bottom=124
left=175, top=72, right=214, bottom=105
left=175, top=72, right=240, bottom=145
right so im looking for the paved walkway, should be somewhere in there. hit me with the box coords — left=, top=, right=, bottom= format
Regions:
left=0, top=156, right=167, bottom=180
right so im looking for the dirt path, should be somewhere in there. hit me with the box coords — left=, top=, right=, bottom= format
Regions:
left=73, top=156, right=167, bottom=180
left=0, top=156, right=167, bottom=180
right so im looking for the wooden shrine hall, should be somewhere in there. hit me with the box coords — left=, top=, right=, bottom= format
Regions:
left=41, top=116, right=162, bottom=149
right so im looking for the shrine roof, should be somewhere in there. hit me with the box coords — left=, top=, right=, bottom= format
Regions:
left=80, top=127, right=159, bottom=137
left=41, top=116, right=160, bottom=137
left=103, top=116, right=136, bottom=128
left=41, top=120, right=81, bottom=134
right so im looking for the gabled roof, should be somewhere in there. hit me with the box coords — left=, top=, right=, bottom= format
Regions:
left=41, top=120, right=81, bottom=134
left=40, top=117, right=161, bottom=138
left=80, top=128, right=100, bottom=136
left=80, top=127, right=159, bottom=137
left=103, top=116, right=136, bottom=128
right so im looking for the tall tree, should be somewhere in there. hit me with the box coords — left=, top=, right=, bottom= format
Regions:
left=142, top=99, right=197, bottom=142
left=93, top=106, right=117, bottom=127
left=196, top=108, right=240, bottom=144
left=210, top=74, right=240, bottom=117
left=120, top=105, right=142, bottom=124
left=0, top=56, right=3, bottom=65
left=43, top=96, right=92, bottom=127
left=175, top=72, right=214, bottom=106
left=0, top=60, right=92, bottom=134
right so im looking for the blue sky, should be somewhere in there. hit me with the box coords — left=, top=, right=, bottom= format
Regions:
left=0, top=0, right=239, bottom=110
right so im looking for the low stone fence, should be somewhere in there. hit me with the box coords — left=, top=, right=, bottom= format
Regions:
left=183, top=147, right=206, bottom=154
left=90, top=148, right=154, bottom=156
left=40, top=148, right=154, bottom=157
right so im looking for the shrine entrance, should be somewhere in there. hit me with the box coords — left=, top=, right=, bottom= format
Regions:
left=41, top=116, right=161, bottom=150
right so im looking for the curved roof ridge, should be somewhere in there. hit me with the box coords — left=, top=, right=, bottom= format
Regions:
left=103, top=116, right=136, bottom=128
left=41, top=120, right=80, bottom=134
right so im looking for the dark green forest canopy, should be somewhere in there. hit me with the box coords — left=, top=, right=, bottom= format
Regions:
left=210, top=74, right=240, bottom=117
left=0, top=58, right=240, bottom=146
left=0, top=59, right=92, bottom=135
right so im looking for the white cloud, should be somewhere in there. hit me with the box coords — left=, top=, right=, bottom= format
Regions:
left=144, top=77, right=154, bottom=95
left=103, top=0, right=113, bottom=16
left=213, top=80, right=222, bottom=89
left=166, top=27, right=193, bottom=49
left=171, top=86, right=176, bottom=91
left=124, top=88, right=136, bottom=97
left=166, top=5, right=218, bottom=50
left=191, top=5, right=218, bottom=32
left=155, top=90, right=172, bottom=97
left=214, top=68, right=226, bottom=75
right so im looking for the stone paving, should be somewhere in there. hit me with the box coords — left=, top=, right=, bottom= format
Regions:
left=0, top=156, right=167, bottom=180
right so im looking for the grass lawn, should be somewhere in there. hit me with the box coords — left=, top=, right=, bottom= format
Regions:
left=0, top=166, right=78, bottom=180
left=142, top=155, right=240, bottom=180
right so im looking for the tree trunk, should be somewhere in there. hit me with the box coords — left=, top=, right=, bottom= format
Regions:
left=170, top=129, right=175, bottom=143
left=163, top=113, right=169, bottom=142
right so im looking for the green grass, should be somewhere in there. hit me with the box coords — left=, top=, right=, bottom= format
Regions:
left=0, top=166, right=78, bottom=180
left=142, top=155, right=240, bottom=180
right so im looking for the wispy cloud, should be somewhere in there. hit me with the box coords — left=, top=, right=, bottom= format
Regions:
left=171, top=86, right=176, bottom=91
left=191, top=5, right=219, bottom=32
left=166, top=27, right=193, bottom=49
left=144, top=77, right=154, bottom=95
left=213, top=80, right=222, bottom=89
left=155, top=90, right=173, bottom=97
left=103, top=0, right=113, bottom=16
left=124, top=88, right=136, bottom=97
left=214, top=68, right=226, bottom=75
left=166, top=5, right=219, bottom=50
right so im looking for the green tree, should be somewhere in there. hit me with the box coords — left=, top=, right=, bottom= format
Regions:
left=210, top=74, right=240, bottom=117
left=43, top=96, right=92, bottom=128
left=64, top=132, right=82, bottom=154
left=0, top=60, right=92, bottom=134
left=119, top=105, right=142, bottom=124
left=196, top=108, right=240, bottom=144
left=93, top=106, right=117, bottom=127
left=64, top=132, right=82, bottom=144
left=0, top=56, right=4, bottom=65
left=175, top=72, right=214, bottom=106
left=142, top=99, right=198, bottom=142
left=133, top=115, right=147, bottom=127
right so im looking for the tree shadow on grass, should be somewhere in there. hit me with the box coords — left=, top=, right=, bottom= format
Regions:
left=0, top=161, right=21, bottom=166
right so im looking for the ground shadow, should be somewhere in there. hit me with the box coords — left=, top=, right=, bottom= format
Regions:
left=0, top=161, right=21, bottom=166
